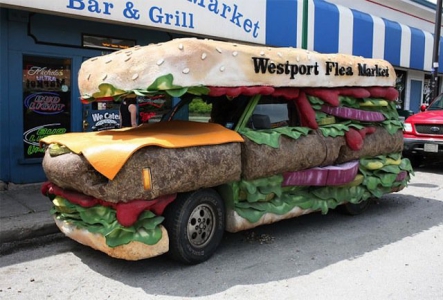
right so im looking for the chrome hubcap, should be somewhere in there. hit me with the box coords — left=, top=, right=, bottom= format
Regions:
left=187, top=204, right=215, bottom=248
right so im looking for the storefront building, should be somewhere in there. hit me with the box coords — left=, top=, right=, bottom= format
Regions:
left=0, top=0, right=441, bottom=184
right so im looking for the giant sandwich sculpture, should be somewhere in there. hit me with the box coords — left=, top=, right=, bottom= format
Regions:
left=40, top=38, right=412, bottom=264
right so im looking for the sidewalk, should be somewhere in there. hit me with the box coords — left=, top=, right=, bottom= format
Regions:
left=0, top=181, right=58, bottom=244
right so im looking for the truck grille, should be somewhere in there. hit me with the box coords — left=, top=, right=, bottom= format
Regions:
left=415, top=124, right=443, bottom=135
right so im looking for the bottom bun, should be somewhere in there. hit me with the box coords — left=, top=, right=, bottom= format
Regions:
left=225, top=206, right=315, bottom=233
left=54, top=218, right=169, bottom=260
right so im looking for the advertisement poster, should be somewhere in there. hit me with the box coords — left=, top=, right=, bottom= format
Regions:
left=86, top=101, right=121, bottom=131
left=22, top=56, right=72, bottom=159
left=395, top=70, right=406, bottom=110
left=422, top=74, right=439, bottom=105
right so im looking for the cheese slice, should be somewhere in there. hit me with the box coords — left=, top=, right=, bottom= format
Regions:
left=41, top=120, right=244, bottom=180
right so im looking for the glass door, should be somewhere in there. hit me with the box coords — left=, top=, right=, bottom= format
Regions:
left=22, top=56, right=72, bottom=159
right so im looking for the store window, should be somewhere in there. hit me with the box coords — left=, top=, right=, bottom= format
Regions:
left=22, top=56, right=71, bottom=159
left=424, top=74, right=431, bottom=104
left=423, top=74, right=440, bottom=104
left=395, top=70, right=406, bottom=110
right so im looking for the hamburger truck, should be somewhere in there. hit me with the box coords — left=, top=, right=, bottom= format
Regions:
left=40, top=38, right=412, bottom=264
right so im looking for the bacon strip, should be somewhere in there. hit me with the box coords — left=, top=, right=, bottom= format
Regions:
left=337, top=87, right=371, bottom=99
left=295, top=91, right=319, bottom=129
left=366, top=87, right=399, bottom=101
left=304, top=88, right=340, bottom=106
left=271, top=88, right=300, bottom=99
left=208, top=86, right=275, bottom=97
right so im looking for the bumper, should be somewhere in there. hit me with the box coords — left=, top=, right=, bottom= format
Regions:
left=54, top=218, right=169, bottom=260
left=403, top=138, right=443, bottom=156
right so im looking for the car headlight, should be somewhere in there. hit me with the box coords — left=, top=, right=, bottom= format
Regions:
left=403, top=123, right=413, bottom=133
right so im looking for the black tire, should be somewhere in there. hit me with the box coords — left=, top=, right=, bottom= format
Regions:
left=338, top=199, right=372, bottom=216
left=408, top=155, right=423, bottom=168
left=163, top=189, right=225, bottom=264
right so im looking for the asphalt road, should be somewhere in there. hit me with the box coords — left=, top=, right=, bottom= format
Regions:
left=0, top=162, right=442, bottom=300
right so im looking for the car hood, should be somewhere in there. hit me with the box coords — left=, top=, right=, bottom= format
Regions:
left=405, top=110, right=443, bottom=124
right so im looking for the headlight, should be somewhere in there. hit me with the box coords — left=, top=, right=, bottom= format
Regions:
left=403, top=123, right=413, bottom=133
left=142, top=167, right=152, bottom=191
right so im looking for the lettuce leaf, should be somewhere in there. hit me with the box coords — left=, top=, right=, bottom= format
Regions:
left=51, top=197, right=164, bottom=247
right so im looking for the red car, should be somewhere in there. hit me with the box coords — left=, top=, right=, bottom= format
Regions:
left=403, top=94, right=443, bottom=167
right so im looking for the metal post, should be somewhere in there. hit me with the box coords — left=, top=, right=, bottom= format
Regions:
left=302, top=0, right=308, bottom=50
left=431, top=0, right=443, bottom=101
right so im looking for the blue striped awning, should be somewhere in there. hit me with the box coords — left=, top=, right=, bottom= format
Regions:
left=265, top=0, right=439, bottom=73
left=309, top=0, right=437, bottom=72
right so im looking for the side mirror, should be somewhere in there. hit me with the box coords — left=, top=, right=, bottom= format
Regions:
left=251, top=114, right=271, bottom=129
left=420, top=104, right=427, bottom=112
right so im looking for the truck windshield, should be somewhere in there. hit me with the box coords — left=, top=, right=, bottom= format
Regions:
left=428, top=96, right=443, bottom=110
left=162, top=95, right=249, bottom=129
left=138, top=95, right=173, bottom=123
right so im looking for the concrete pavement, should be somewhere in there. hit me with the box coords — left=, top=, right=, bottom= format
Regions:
left=0, top=181, right=58, bottom=244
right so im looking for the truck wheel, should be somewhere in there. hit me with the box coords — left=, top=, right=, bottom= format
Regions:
left=163, top=189, right=225, bottom=264
left=339, top=199, right=372, bottom=216
left=408, top=155, right=423, bottom=168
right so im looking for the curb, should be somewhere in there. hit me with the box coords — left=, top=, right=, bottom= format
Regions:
left=0, top=212, right=59, bottom=244
left=0, top=181, right=58, bottom=244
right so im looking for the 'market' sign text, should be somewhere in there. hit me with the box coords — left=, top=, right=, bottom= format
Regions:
left=253, top=57, right=390, bottom=79
left=66, top=0, right=261, bottom=39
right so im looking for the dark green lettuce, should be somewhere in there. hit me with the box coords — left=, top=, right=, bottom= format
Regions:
left=51, top=197, right=164, bottom=247
left=229, top=152, right=412, bottom=224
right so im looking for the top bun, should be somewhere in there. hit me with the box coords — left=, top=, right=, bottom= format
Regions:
left=78, top=38, right=396, bottom=98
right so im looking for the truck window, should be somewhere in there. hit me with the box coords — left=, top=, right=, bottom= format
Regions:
left=163, top=96, right=212, bottom=123
left=138, top=96, right=173, bottom=123
left=249, top=96, right=299, bottom=129
left=189, top=97, right=212, bottom=122
left=164, top=95, right=249, bottom=129
left=428, top=95, right=443, bottom=110
left=209, top=96, right=249, bottom=129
